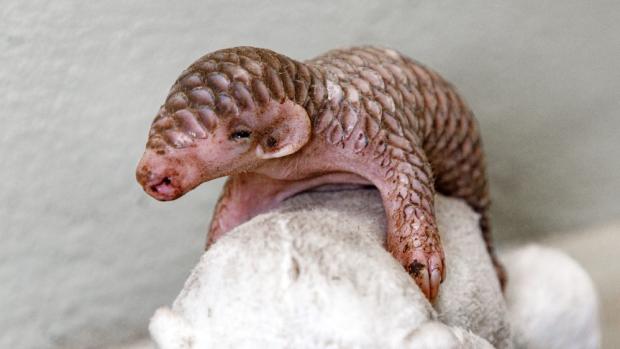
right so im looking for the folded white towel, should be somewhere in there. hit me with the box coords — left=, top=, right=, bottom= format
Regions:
left=149, top=189, right=599, bottom=349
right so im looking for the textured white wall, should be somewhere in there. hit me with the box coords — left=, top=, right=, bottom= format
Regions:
left=1, top=1, right=618, bottom=348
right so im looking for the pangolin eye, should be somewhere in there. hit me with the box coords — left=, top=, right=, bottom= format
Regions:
left=230, top=130, right=252, bottom=140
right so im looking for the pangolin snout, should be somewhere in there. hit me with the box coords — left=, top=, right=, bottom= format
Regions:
left=136, top=164, right=182, bottom=201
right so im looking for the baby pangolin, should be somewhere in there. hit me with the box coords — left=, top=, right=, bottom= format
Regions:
left=136, top=46, right=505, bottom=301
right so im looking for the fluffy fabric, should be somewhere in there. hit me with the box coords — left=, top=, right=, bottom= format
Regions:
left=149, top=190, right=599, bottom=348
left=503, top=245, right=601, bottom=349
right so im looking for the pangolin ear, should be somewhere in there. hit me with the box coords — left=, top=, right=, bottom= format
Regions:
left=255, top=102, right=311, bottom=160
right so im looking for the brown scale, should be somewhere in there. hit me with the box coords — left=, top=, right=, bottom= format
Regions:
left=149, top=46, right=506, bottom=290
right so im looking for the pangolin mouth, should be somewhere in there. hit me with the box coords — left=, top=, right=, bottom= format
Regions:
left=148, top=176, right=178, bottom=201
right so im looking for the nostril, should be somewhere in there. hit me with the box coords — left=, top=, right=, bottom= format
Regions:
left=162, top=177, right=171, bottom=185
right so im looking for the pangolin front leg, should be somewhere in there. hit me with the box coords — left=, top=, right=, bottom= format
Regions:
left=371, top=140, right=445, bottom=300
left=206, top=174, right=284, bottom=248
left=206, top=176, right=237, bottom=248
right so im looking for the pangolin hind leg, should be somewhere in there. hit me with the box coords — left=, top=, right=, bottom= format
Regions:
left=417, top=77, right=506, bottom=290
left=431, top=135, right=507, bottom=290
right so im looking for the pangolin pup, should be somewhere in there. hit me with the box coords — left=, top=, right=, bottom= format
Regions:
left=136, top=46, right=505, bottom=300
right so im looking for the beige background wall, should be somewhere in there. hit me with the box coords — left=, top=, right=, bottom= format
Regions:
left=1, top=1, right=618, bottom=348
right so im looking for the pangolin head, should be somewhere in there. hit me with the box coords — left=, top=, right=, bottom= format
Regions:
left=136, top=47, right=320, bottom=201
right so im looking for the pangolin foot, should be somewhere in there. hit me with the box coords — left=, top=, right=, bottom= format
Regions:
left=404, top=249, right=445, bottom=301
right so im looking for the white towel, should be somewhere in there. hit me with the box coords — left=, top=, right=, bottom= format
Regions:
left=149, top=189, right=599, bottom=349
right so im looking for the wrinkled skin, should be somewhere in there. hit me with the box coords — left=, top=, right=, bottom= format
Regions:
left=136, top=46, right=506, bottom=301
